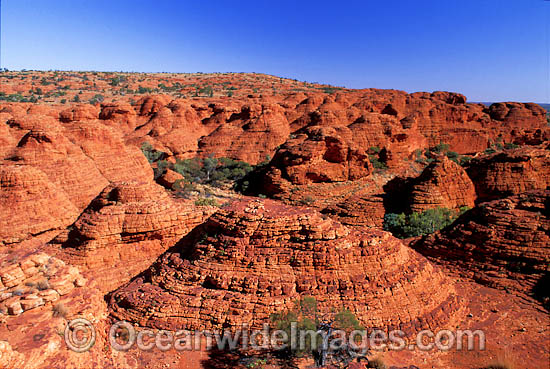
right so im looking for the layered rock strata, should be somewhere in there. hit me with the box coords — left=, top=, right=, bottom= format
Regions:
left=53, top=181, right=214, bottom=292
left=0, top=165, right=79, bottom=248
left=410, top=190, right=550, bottom=296
left=408, top=156, right=476, bottom=212
left=109, top=198, right=461, bottom=335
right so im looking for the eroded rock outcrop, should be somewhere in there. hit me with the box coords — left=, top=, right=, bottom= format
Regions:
left=0, top=165, right=79, bottom=248
left=197, top=103, right=291, bottom=164
left=53, top=181, right=214, bottom=292
left=410, top=190, right=550, bottom=298
left=253, top=126, right=374, bottom=196
left=0, top=251, right=85, bottom=316
left=109, top=198, right=461, bottom=334
left=1, top=113, right=153, bottom=213
left=408, top=156, right=476, bottom=212
left=321, top=194, right=386, bottom=228
left=466, top=146, right=550, bottom=202
left=4, top=116, right=110, bottom=210
left=0, top=341, right=26, bottom=368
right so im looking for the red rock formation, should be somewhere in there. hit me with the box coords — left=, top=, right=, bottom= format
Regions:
left=109, top=198, right=461, bottom=334
left=99, top=101, right=138, bottom=131
left=3, top=115, right=110, bottom=210
left=0, top=116, right=16, bottom=158
left=0, top=250, right=85, bottom=316
left=466, top=146, right=550, bottom=202
left=62, top=121, right=153, bottom=184
left=59, top=104, right=99, bottom=123
left=156, top=168, right=184, bottom=189
left=410, top=190, right=550, bottom=297
left=1, top=111, right=153, bottom=212
left=321, top=194, right=386, bottom=228
left=0, top=71, right=548, bottom=369
left=0, top=341, right=26, bottom=368
left=4, top=76, right=547, bottom=171
left=408, top=156, right=476, bottom=212
left=256, top=126, right=374, bottom=196
left=197, top=103, right=291, bottom=164
left=0, top=165, right=79, bottom=248
left=53, top=181, right=214, bottom=292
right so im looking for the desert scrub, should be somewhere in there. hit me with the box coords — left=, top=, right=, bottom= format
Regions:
left=368, top=146, right=387, bottom=170
left=195, top=197, right=219, bottom=207
left=270, top=297, right=363, bottom=367
left=52, top=302, right=68, bottom=318
left=140, top=141, right=165, bottom=164
left=37, top=279, right=50, bottom=291
left=383, top=206, right=470, bottom=238
left=173, top=156, right=253, bottom=187
left=367, top=357, right=387, bottom=369
left=299, top=196, right=315, bottom=206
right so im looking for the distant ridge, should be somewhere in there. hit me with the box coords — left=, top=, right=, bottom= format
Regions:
left=475, top=102, right=550, bottom=111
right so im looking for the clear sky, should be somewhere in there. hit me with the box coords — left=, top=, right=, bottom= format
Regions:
left=1, top=0, right=549, bottom=102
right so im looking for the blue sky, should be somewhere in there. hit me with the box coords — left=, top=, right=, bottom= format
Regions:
left=1, top=0, right=549, bottom=102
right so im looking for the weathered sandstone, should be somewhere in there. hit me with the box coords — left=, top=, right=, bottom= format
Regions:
left=466, top=146, right=550, bottom=202
left=0, top=165, right=79, bottom=247
left=53, top=181, right=214, bottom=292
left=408, top=156, right=476, bottom=212
left=410, top=190, right=550, bottom=297
left=109, top=198, right=461, bottom=335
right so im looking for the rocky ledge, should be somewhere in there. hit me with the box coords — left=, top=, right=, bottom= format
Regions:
left=109, top=198, right=461, bottom=335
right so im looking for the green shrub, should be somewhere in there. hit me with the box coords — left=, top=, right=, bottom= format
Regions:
left=154, top=160, right=170, bottom=179
left=459, top=155, right=472, bottom=166
left=195, top=197, right=219, bottom=207
left=367, top=357, right=387, bottom=369
left=445, top=150, right=459, bottom=162
left=140, top=142, right=164, bottom=164
left=137, top=85, right=152, bottom=94
left=270, top=297, right=363, bottom=364
left=299, top=196, right=315, bottom=206
left=321, top=86, right=342, bottom=94
left=174, top=157, right=203, bottom=181
left=384, top=207, right=466, bottom=238
left=246, top=358, right=267, bottom=369
left=89, top=94, right=104, bottom=105
left=109, top=75, right=127, bottom=86
left=504, top=143, right=519, bottom=149
left=173, top=156, right=253, bottom=187
left=431, top=143, right=450, bottom=153
left=0, top=93, right=25, bottom=102
left=370, top=157, right=388, bottom=170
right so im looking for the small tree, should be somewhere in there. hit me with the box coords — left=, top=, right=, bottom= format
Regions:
left=383, top=207, right=469, bottom=238
left=202, top=156, right=219, bottom=181
left=270, top=297, right=366, bottom=368
left=140, top=142, right=164, bottom=164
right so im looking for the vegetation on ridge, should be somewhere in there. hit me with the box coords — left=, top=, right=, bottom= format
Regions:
left=270, top=296, right=366, bottom=368
left=383, top=206, right=470, bottom=238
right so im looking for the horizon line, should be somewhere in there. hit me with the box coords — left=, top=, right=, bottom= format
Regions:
left=1, top=68, right=548, bottom=105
